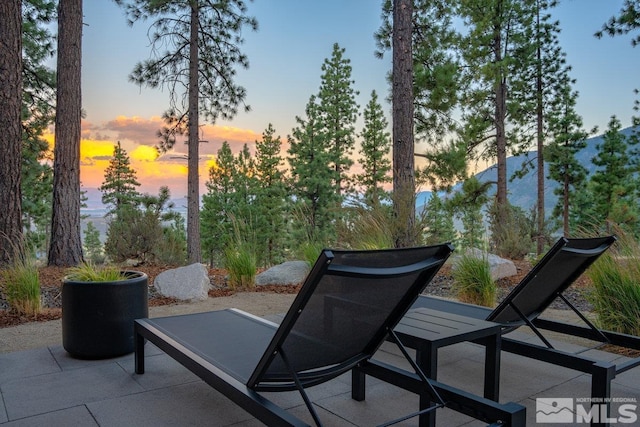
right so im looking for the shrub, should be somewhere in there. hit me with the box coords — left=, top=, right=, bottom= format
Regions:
left=105, top=207, right=162, bottom=263
left=224, top=245, right=257, bottom=289
left=105, top=187, right=186, bottom=265
left=587, top=232, right=640, bottom=335
left=488, top=201, right=533, bottom=260
left=452, top=254, right=496, bottom=307
left=1, top=256, right=41, bottom=316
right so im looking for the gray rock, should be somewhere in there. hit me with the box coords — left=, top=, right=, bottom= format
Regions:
left=256, top=261, right=310, bottom=286
left=154, top=263, right=211, bottom=301
left=455, top=248, right=517, bottom=281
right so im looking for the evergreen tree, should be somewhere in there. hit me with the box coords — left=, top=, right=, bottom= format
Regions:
left=118, top=0, right=258, bottom=263
left=457, top=0, right=537, bottom=228
left=391, top=0, right=416, bottom=247
left=356, top=90, right=392, bottom=207
left=253, top=124, right=287, bottom=265
left=448, top=176, right=491, bottom=249
left=287, top=95, right=337, bottom=245
left=21, top=1, right=56, bottom=256
left=596, top=0, right=640, bottom=46
left=48, top=0, right=83, bottom=266
left=99, top=141, right=141, bottom=216
left=590, top=116, right=637, bottom=230
left=545, top=75, right=591, bottom=236
left=422, top=192, right=456, bottom=245
left=105, top=186, right=183, bottom=264
left=201, top=141, right=236, bottom=264
left=0, top=0, right=23, bottom=265
left=317, top=43, right=359, bottom=194
left=377, top=0, right=461, bottom=145
left=83, top=221, right=104, bottom=264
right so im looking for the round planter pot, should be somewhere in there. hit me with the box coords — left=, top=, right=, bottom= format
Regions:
left=62, top=271, right=148, bottom=359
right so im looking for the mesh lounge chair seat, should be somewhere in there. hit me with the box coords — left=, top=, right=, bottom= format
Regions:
left=412, top=236, right=640, bottom=424
left=134, top=244, right=525, bottom=426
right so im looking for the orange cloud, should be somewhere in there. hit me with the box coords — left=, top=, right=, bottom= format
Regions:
left=44, top=116, right=261, bottom=198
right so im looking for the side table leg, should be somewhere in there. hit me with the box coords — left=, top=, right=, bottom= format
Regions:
left=482, top=333, right=501, bottom=401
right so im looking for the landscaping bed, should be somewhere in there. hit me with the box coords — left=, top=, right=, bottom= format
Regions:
left=0, top=259, right=593, bottom=329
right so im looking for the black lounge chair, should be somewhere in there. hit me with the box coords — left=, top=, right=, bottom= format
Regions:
left=134, top=244, right=525, bottom=426
left=412, top=236, right=640, bottom=416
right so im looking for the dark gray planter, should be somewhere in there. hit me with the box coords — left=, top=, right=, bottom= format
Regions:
left=62, top=271, right=148, bottom=359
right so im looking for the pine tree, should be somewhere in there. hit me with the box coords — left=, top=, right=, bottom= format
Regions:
left=377, top=0, right=461, bottom=145
left=317, top=43, right=359, bottom=195
left=457, top=0, right=537, bottom=229
left=254, top=124, right=287, bottom=265
left=545, top=75, right=591, bottom=236
left=422, top=192, right=456, bottom=245
left=118, top=0, right=258, bottom=263
left=0, top=0, right=23, bottom=265
left=287, top=95, right=337, bottom=245
left=100, top=141, right=141, bottom=216
left=392, top=0, right=416, bottom=248
left=83, top=221, right=104, bottom=264
left=448, top=176, right=491, bottom=249
left=48, top=0, right=83, bottom=266
left=596, top=0, right=640, bottom=46
left=590, top=116, right=637, bottom=230
left=357, top=90, right=391, bottom=207
left=21, top=0, right=56, bottom=255
left=201, top=141, right=236, bottom=264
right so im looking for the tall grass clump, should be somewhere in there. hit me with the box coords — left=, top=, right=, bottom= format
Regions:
left=337, top=204, right=395, bottom=250
left=587, top=231, right=640, bottom=336
left=65, top=263, right=126, bottom=282
left=1, top=255, right=41, bottom=316
left=452, top=253, right=496, bottom=307
left=294, top=240, right=324, bottom=267
left=223, top=217, right=258, bottom=289
left=224, top=245, right=257, bottom=289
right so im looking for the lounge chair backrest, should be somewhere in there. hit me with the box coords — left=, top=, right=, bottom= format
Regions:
left=248, top=243, right=454, bottom=390
left=487, top=236, right=616, bottom=326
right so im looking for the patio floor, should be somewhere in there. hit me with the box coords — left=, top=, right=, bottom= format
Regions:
left=2, top=312, right=640, bottom=426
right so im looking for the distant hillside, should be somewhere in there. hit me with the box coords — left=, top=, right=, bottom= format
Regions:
left=419, top=126, right=638, bottom=215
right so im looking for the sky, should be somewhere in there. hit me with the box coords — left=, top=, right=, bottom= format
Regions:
left=64, top=0, right=640, bottom=201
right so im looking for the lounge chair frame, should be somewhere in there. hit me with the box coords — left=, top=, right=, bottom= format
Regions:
left=134, top=244, right=525, bottom=426
left=412, top=236, right=640, bottom=426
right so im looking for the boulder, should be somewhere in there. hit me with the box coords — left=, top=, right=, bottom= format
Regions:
left=256, top=261, right=310, bottom=286
left=154, top=263, right=211, bottom=301
left=455, top=248, right=517, bottom=281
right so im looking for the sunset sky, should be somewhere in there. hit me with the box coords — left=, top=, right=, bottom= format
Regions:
left=68, top=0, right=639, bottom=200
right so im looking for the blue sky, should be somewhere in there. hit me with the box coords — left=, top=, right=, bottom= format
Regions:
left=76, top=0, right=639, bottom=195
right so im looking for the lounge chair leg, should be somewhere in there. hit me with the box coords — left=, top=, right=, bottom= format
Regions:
left=591, top=362, right=616, bottom=427
left=135, top=330, right=145, bottom=374
left=352, top=367, right=366, bottom=401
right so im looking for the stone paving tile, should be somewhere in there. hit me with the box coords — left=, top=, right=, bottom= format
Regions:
left=1, top=363, right=143, bottom=420
left=0, top=405, right=98, bottom=427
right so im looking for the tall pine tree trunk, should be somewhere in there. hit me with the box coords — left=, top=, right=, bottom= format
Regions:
left=392, top=0, right=416, bottom=248
left=493, top=21, right=508, bottom=227
left=563, top=174, right=570, bottom=236
left=536, top=4, right=545, bottom=254
left=0, top=0, right=23, bottom=265
left=187, top=2, right=202, bottom=263
left=48, top=0, right=83, bottom=266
